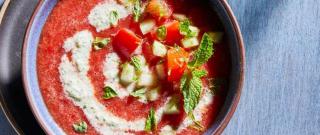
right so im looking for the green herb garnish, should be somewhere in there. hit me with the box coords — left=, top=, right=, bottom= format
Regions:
left=190, top=120, right=205, bottom=131
left=131, top=56, right=143, bottom=73
left=145, top=107, right=156, bottom=132
left=188, top=106, right=205, bottom=131
left=103, top=86, right=118, bottom=99
left=192, top=70, right=208, bottom=78
left=179, top=20, right=196, bottom=38
left=156, top=26, right=167, bottom=40
left=110, top=10, right=119, bottom=26
left=133, top=0, right=142, bottom=22
left=180, top=70, right=207, bottom=114
left=72, top=121, right=87, bottom=133
left=93, top=37, right=110, bottom=50
left=130, top=88, right=146, bottom=98
left=188, top=33, right=214, bottom=67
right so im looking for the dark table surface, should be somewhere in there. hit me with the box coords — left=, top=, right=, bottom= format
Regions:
left=1, top=0, right=320, bottom=134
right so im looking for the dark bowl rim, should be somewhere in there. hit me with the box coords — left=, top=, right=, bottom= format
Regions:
left=212, top=0, right=245, bottom=134
left=21, top=0, right=245, bottom=135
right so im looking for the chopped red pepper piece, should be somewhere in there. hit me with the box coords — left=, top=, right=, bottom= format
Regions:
left=146, top=0, right=172, bottom=20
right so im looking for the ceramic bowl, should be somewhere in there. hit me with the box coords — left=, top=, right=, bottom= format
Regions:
left=22, top=0, right=245, bottom=134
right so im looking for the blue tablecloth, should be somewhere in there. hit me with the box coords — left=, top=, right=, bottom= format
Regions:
left=1, top=0, right=320, bottom=134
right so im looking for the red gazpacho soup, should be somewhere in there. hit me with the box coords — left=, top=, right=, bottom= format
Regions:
left=37, top=0, right=231, bottom=134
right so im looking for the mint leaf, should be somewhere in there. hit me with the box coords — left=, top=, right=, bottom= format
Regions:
left=93, top=37, right=110, bottom=50
left=72, top=121, right=87, bottom=133
left=110, top=10, right=119, bottom=26
left=190, top=120, right=205, bottom=131
left=133, top=0, right=141, bottom=22
left=179, top=20, right=196, bottom=38
left=188, top=33, right=214, bottom=67
left=156, top=26, right=167, bottom=40
left=192, top=70, right=208, bottom=78
left=145, top=107, right=156, bottom=132
left=103, top=86, right=117, bottom=99
left=189, top=113, right=205, bottom=131
left=180, top=70, right=204, bottom=114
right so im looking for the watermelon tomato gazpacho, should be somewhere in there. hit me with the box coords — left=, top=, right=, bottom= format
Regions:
left=37, top=0, right=231, bottom=134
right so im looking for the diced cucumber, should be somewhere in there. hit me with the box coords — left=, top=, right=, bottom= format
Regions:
left=208, top=32, right=224, bottom=43
left=138, top=95, right=148, bottom=103
left=164, top=96, right=180, bottom=114
left=140, top=19, right=156, bottom=35
left=181, top=37, right=199, bottom=48
left=189, top=26, right=200, bottom=37
left=152, top=41, right=167, bottom=57
left=146, top=87, right=160, bottom=101
left=126, top=82, right=136, bottom=93
left=120, top=63, right=136, bottom=85
left=156, top=63, right=166, bottom=79
left=137, top=71, right=157, bottom=87
left=172, top=13, right=188, bottom=21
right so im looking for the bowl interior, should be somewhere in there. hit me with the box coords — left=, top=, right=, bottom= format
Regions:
left=23, top=0, right=244, bottom=134
left=206, top=0, right=244, bottom=134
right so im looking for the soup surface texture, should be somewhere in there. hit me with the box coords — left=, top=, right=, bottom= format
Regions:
left=37, top=0, right=231, bottom=134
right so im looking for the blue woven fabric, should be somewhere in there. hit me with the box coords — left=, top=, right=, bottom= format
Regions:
left=223, top=0, right=320, bottom=134
left=0, top=0, right=4, bottom=8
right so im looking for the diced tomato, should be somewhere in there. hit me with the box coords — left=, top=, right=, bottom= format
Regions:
left=148, top=20, right=182, bottom=45
left=113, top=28, right=142, bottom=59
left=167, top=47, right=189, bottom=82
left=142, top=41, right=160, bottom=66
left=146, top=0, right=172, bottom=20
left=164, top=20, right=183, bottom=45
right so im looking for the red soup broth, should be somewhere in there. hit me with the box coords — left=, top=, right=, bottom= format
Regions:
left=37, top=0, right=231, bottom=134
